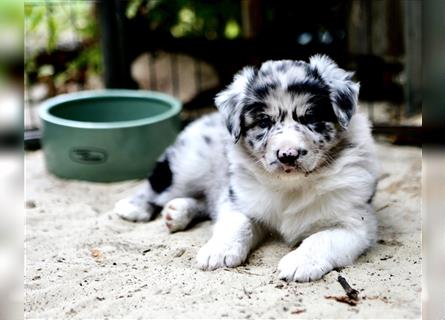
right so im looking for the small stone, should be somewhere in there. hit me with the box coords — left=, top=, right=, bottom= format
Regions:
left=173, top=248, right=186, bottom=258
left=91, top=248, right=102, bottom=258
left=26, top=200, right=36, bottom=209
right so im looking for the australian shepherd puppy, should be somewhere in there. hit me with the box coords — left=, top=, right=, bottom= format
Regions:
left=114, top=55, right=378, bottom=282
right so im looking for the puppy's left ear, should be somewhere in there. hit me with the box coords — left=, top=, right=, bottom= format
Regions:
left=215, top=66, right=257, bottom=143
left=309, top=54, right=360, bottom=128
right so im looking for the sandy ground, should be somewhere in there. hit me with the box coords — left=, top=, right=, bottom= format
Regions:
left=25, top=142, right=421, bottom=319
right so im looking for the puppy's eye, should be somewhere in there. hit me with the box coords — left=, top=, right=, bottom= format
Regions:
left=257, top=117, right=272, bottom=128
left=302, top=113, right=319, bottom=124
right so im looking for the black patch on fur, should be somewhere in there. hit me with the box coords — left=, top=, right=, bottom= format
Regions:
left=243, top=102, right=266, bottom=116
left=278, top=109, right=287, bottom=122
left=320, top=125, right=335, bottom=142
left=287, top=80, right=330, bottom=98
left=312, top=122, right=327, bottom=133
left=276, top=61, right=302, bottom=72
left=288, top=80, right=338, bottom=125
left=333, top=89, right=355, bottom=122
left=252, top=82, right=277, bottom=99
left=227, top=120, right=233, bottom=133
left=230, top=96, right=239, bottom=107
left=367, top=182, right=377, bottom=204
left=148, top=157, right=173, bottom=193
left=305, top=65, right=322, bottom=81
left=292, top=109, right=298, bottom=122
left=228, top=186, right=236, bottom=202
left=240, top=102, right=268, bottom=135
left=247, top=139, right=254, bottom=148
left=301, top=100, right=337, bottom=125
left=276, top=63, right=287, bottom=72
left=259, top=68, right=272, bottom=77
left=203, top=135, right=212, bottom=144
left=255, top=133, right=265, bottom=140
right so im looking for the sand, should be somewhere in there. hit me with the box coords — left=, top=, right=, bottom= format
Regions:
left=25, top=142, right=421, bottom=319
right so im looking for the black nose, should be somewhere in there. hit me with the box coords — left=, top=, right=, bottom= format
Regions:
left=277, top=148, right=307, bottom=165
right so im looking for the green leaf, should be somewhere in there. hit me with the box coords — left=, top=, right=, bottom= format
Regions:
left=126, top=0, right=142, bottom=19
left=47, top=13, right=58, bottom=51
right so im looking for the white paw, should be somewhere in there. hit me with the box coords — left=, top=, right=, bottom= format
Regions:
left=114, top=198, right=152, bottom=222
left=161, top=198, right=193, bottom=233
left=196, top=240, right=247, bottom=270
left=277, top=249, right=333, bottom=282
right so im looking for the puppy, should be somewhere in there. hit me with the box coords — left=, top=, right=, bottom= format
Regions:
left=114, top=55, right=378, bottom=282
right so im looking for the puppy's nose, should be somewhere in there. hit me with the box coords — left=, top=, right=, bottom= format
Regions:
left=277, top=148, right=307, bottom=165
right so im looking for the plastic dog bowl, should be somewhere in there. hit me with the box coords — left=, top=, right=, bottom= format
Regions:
left=39, top=90, right=181, bottom=182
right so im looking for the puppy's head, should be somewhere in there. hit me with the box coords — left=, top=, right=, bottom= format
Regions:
left=215, top=55, right=359, bottom=176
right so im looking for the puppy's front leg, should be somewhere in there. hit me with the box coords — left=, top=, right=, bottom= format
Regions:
left=278, top=223, right=376, bottom=282
left=197, top=207, right=263, bottom=270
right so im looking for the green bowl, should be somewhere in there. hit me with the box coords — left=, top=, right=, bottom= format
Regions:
left=39, top=90, right=181, bottom=182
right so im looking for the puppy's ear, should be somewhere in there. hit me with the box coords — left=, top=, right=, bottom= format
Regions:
left=309, top=54, right=359, bottom=128
left=215, top=66, right=256, bottom=143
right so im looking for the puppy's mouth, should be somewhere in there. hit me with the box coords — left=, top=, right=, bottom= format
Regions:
left=280, top=164, right=298, bottom=173
left=266, top=160, right=306, bottom=174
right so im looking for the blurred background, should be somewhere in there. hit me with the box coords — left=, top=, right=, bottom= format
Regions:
left=24, top=0, right=422, bottom=149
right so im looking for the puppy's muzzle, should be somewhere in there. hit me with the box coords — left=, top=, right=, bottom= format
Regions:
left=277, top=148, right=308, bottom=166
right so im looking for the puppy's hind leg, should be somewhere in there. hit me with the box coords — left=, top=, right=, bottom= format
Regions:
left=114, top=181, right=156, bottom=222
left=161, top=197, right=207, bottom=233
left=115, top=151, right=175, bottom=222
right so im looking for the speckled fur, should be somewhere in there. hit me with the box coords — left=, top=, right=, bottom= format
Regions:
left=115, top=55, right=379, bottom=282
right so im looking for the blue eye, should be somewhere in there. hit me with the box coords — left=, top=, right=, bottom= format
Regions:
left=257, top=117, right=272, bottom=128
left=303, top=113, right=318, bottom=124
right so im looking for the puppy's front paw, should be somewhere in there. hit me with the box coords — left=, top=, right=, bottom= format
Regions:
left=196, top=240, right=247, bottom=270
left=277, top=250, right=333, bottom=282
left=114, top=198, right=152, bottom=222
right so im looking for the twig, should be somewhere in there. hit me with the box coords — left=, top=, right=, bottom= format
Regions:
left=325, top=295, right=358, bottom=306
left=376, top=204, right=390, bottom=212
left=290, top=308, right=306, bottom=314
left=232, top=268, right=263, bottom=276
left=337, top=276, right=359, bottom=301
left=242, top=287, right=251, bottom=299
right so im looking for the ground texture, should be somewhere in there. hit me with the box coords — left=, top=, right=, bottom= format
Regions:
left=25, top=142, right=421, bottom=319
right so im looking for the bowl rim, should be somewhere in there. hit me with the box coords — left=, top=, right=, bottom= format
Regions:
left=39, top=89, right=182, bottom=129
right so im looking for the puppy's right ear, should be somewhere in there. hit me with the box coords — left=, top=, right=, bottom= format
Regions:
left=215, top=66, right=256, bottom=143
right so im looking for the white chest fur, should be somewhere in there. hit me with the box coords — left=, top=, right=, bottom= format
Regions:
left=232, top=171, right=336, bottom=244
